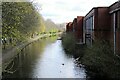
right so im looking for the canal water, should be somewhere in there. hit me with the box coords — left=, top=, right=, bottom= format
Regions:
left=3, top=36, right=87, bottom=78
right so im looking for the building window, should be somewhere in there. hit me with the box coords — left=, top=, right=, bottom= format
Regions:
left=117, top=11, right=120, bottom=30
left=92, top=16, right=94, bottom=30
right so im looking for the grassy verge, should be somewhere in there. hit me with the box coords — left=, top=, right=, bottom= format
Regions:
left=62, top=33, right=120, bottom=79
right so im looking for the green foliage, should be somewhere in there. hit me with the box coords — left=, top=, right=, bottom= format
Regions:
left=62, top=32, right=76, bottom=54
left=81, top=40, right=120, bottom=78
left=2, top=2, right=60, bottom=51
left=39, top=17, right=46, bottom=32
left=62, top=32, right=85, bottom=58
left=2, top=2, right=59, bottom=40
left=44, top=19, right=58, bottom=32
left=2, top=2, right=44, bottom=41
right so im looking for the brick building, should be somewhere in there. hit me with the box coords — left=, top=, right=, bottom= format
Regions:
left=73, top=18, right=77, bottom=32
left=76, top=16, right=84, bottom=42
left=65, top=1, right=120, bottom=54
left=83, top=7, right=110, bottom=45
left=66, top=22, right=73, bottom=32
left=109, top=1, right=120, bottom=54
left=72, top=17, right=84, bottom=43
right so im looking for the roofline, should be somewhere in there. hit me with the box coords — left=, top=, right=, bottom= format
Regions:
left=109, top=1, right=120, bottom=13
left=73, top=18, right=77, bottom=21
left=109, top=1, right=118, bottom=8
left=77, top=16, right=84, bottom=17
left=109, top=8, right=120, bottom=13
left=84, top=7, right=109, bottom=17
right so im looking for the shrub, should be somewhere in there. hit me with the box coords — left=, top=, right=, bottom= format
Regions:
left=81, top=40, right=120, bottom=78
left=62, top=32, right=76, bottom=54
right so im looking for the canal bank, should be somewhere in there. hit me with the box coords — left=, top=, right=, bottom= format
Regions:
left=2, top=33, right=61, bottom=74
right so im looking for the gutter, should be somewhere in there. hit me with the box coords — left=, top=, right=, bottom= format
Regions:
left=109, top=8, right=120, bottom=14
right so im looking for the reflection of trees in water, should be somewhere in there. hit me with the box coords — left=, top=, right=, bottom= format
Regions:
left=2, top=37, right=58, bottom=78
left=48, top=36, right=58, bottom=43
left=3, top=52, right=23, bottom=78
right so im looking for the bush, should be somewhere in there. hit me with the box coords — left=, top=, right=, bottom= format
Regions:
left=62, top=32, right=86, bottom=58
left=81, top=40, right=120, bottom=78
left=62, top=32, right=76, bottom=54
left=62, top=33, right=120, bottom=78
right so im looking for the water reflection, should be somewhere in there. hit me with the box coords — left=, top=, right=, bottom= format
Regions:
left=3, top=37, right=86, bottom=78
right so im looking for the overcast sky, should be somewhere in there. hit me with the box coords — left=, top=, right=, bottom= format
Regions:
left=33, top=0, right=118, bottom=24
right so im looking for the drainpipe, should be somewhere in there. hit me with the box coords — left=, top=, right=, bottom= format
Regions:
left=113, top=13, right=116, bottom=55
left=83, top=20, right=85, bottom=44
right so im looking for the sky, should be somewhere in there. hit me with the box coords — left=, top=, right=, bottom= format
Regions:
left=33, top=0, right=118, bottom=24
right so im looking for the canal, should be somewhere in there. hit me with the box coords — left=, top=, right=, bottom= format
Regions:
left=3, top=36, right=87, bottom=78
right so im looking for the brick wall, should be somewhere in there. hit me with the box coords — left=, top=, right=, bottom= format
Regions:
left=76, top=16, right=84, bottom=42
